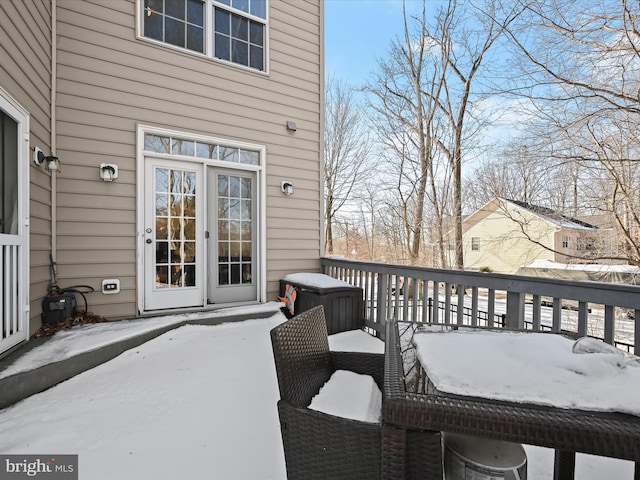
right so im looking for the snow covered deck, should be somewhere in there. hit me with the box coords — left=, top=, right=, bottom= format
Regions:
left=0, top=304, right=634, bottom=479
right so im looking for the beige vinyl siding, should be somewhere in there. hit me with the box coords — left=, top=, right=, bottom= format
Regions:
left=0, top=0, right=53, bottom=334
left=54, top=0, right=321, bottom=317
left=463, top=201, right=555, bottom=273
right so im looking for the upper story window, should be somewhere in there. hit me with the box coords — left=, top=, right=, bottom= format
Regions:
left=142, top=0, right=267, bottom=72
left=143, top=0, right=206, bottom=53
left=214, top=1, right=265, bottom=70
left=471, top=237, right=480, bottom=251
left=562, top=235, right=569, bottom=248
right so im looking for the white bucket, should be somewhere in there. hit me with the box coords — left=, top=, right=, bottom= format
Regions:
left=444, top=433, right=527, bottom=480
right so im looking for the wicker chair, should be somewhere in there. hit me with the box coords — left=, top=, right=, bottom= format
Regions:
left=270, top=305, right=384, bottom=480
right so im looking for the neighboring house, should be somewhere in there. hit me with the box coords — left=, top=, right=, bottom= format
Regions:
left=447, top=198, right=613, bottom=273
left=0, top=0, right=323, bottom=355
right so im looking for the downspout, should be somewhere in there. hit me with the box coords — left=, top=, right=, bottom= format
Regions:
left=318, top=0, right=326, bottom=260
left=50, top=0, right=58, bottom=278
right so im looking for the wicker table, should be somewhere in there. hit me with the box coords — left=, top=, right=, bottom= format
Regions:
left=381, top=320, right=640, bottom=480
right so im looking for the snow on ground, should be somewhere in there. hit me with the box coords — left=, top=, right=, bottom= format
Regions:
left=0, top=306, right=634, bottom=479
left=0, top=311, right=288, bottom=480
left=0, top=302, right=284, bottom=379
left=328, top=328, right=384, bottom=354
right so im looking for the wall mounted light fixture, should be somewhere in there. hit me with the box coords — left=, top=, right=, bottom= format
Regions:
left=100, top=163, right=119, bottom=182
left=281, top=180, right=294, bottom=196
left=34, top=147, right=60, bottom=172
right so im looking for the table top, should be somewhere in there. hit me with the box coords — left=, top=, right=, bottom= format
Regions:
left=410, top=324, right=640, bottom=416
left=383, top=320, right=640, bottom=462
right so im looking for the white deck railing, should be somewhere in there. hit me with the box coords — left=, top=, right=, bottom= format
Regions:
left=1, top=241, right=25, bottom=354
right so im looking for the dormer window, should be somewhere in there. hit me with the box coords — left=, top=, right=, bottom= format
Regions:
left=141, top=0, right=267, bottom=72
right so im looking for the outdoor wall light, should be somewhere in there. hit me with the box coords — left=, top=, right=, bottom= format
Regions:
left=100, top=163, right=119, bottom=182
left=34, top=148, right=60, bottom=172
left=281, top=180, right=294, bottom=196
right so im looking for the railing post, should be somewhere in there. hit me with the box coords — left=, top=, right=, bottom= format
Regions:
left=487, top=289, right=496, bottom=327
left=421, top=281, right=429, bottom=323
left=432, top=283, right=440, bottom=324
left=604, top=305, right=615, bottom=345
left=577, top=302, right=589, bottom=337
left=471, top=287, right=478, bottom=327
left=456, top=284, right=464, bottom=326
left=532, top=294, right=541, bottom=331
left=505, top=291, right=525, bottom=330
left=635, top=310, right=640, bottom=355
left=378, top=274, right=388, bottom=337
left=444, top=284, right=452, bottom=325
left=552, top=298, right=562, bottom=333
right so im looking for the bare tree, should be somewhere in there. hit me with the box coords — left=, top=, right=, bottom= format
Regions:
left=466, top=143, right=549, bottom=209
left=365, top=0, right=520, bottom=268
left=501, top=0, right=640, bottom=265
left=430, top=0, right=522, bottom=268
left=364, top=2, right=446, bottom=266
left=324, top=76, right=371, bottom=254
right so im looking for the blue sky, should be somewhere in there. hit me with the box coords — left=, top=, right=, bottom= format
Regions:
left=324, top=0, right=425, bottom=87
left=323, top=0, right=518, bottom=153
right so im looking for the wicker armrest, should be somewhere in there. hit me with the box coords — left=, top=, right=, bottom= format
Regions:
left=330, top=351, right=384, bottom=391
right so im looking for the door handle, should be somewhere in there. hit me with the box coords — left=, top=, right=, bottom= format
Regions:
left=146, top=238, right=152, bottom=244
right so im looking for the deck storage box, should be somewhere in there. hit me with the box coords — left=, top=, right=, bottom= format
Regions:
left=279, top=275, right=364, bottom=335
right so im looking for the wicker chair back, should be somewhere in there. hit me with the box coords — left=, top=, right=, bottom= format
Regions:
left=270, top=305, right=333, bottom=408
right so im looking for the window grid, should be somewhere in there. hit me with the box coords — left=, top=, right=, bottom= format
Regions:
left=217, top=174, right=253, bottom=286
left=213, top=5, right=265, bottom=70
left=144, top=133, right=260, bottom=166
left=144, top=0, right=205, bottom=54
left=155, top=168, right=197, bottom=289
left=142, top=0, right=267, bottom=71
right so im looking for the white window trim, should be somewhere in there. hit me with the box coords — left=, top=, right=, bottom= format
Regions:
left=135, top=0, right=269, bottom=75
left=136, top=124, right=267, bottom=313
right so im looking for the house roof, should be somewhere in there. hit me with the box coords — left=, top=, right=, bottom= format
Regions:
left=442, top=198, right=598, bottom=240
left=504, top=199, right=597, bottom=230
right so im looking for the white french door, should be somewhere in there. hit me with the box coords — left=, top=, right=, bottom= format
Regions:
left=143, top=158, right=204, bottom=310
left=207, top=168, right=257, bottom=304
left=142, top=158, right=261, bottom=310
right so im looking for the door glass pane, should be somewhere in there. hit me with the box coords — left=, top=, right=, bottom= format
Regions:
left=155, top=166, right=197, bottom=289
left=156, top=218, right=168, bottom=239
left=184, top=171, right=196, bottom=194
left=218, top=241, right=229, bottom=261
left=217, top=174, right=252, bottom=286
left=229, top=199, right=240, bottom=219
left=0, top=111, right=18, bottom=234
left=184, top=217, right=196, bottom=240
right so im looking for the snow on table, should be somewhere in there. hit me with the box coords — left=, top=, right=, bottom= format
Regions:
left=413, top=329, right=640, bottom=416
